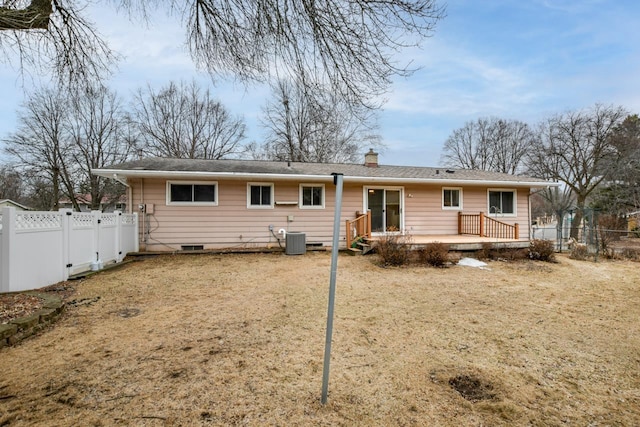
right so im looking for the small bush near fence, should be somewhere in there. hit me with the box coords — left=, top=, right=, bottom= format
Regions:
left=570, top=242, right=589, bottom=260
left=416, top=242, right=450, bottom=267
left=620, top=248, right=640, bottom=261
left=375, top=234, right=412, bottom=266
left=528, top=239, right=556, bottom=262
left=597, top=215, right=628, bottom=258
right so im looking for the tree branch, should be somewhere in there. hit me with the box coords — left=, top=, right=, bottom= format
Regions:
left=0, top=0, right=52, bottom=30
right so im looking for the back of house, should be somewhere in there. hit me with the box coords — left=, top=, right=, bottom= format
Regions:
left=92, top=152, right=554, bottom=252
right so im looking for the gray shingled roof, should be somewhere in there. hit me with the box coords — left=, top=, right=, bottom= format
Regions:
left=94, top=157, right=554, bottom=186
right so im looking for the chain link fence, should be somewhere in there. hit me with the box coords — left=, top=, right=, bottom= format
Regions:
left=531, top=208, right=640, bottom=259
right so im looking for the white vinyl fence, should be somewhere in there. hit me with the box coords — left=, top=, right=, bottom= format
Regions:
left=0, top=207, right=139, bottom=293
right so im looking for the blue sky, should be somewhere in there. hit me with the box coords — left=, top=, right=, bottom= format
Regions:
left=1, top=0, right=639, bottom=167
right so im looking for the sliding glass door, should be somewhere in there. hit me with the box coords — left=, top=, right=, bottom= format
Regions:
left=366, top=188, right=402, bottom=233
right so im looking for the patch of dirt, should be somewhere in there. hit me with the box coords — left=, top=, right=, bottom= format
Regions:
left=449, top=374, right=496, bottom=402
left=0, top=253, right=639, bottom=426
left=114, top=308, right=141, bottom=318
left=67, top=296, right=100, bottom=307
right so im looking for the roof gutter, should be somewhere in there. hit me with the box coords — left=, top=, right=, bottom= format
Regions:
left=92, top=168, right=559, bottom=189
left=110, top=173, right=130, bottom=187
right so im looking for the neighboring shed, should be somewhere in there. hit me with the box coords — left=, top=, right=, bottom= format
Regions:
left=0, top=199, right=30, bottom=211
left=626, top=210, right=640, bottom=234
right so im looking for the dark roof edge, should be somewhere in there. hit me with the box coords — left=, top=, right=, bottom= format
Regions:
left=92, top=168, right=558, bottom=188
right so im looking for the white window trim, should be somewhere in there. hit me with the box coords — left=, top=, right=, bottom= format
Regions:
left=299, top=183, right=325, bottom=209
left=442, top=187, right=463, bottom=210
left=247, top=182, right=275, bottom=209
left=487, top=188, right=517, bottom=217
left=166, top=181, right=218, bottom=206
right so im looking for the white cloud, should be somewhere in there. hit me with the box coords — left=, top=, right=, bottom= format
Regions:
left=383, top=40, right=541, bottom=120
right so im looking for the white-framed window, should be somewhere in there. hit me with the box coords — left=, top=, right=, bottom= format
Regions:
left=299, top=184, right=325, bottom=209
left=247, top=182, right=274, bottom=208
left=166, top=181, right=218, bottom=206
left=442, top=187, right=462, bottom=210
left=488, top=189, right=516, bottom=216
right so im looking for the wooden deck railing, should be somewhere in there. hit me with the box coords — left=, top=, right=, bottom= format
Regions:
left=346, top=211, right=372, bottom=247
left=459, top=212, right=483, bottom=236
left=458, top=212, right=519, bottom=239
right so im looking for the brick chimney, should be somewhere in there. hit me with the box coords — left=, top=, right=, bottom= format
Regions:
left=364, top=148, right=379, bottom=168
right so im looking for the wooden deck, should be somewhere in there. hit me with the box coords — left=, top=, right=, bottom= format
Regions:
left=366, top=234, right=529, bottom=251
left=346, top=211, right=526, bottom=253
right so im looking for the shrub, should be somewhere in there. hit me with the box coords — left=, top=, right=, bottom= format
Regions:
left=621, top=247, right=640, bottom=261
left=601, top=247, right=617, bottom=260
left=502, top=248, right=529, bottom=261
left=597, top=214, right=627, bottom=256
left=416, top=242, right=450, bottom=267
left=375, top=234, right=412, bottom=266
left=570, top=241, right=589, bottom=260
left=528, top=239, right=556, bottom=262
left=477, top=242, right=494, bottom=260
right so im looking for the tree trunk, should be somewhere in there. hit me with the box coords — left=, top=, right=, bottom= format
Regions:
left=570, top=196, right=587, bottom=240
left=51, top=169, right=60, bottom=211
left=90, top=176, right=102, bottom=211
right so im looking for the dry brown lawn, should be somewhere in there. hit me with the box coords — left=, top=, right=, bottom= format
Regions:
left=1, top=252, right=639, bottom=426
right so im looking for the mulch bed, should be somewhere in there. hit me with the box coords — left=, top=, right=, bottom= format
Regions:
left=0, top=283, right=76, bottom=324
left=0, top=294, right=44, bottom=324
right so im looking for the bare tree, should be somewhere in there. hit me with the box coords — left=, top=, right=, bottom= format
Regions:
left=2, top=85, right=133, bottom=211
left=66, top=85, right=133, bottom=210
left=0, top=0, right=116, bottom=87
left=441, top=117, right=534, bottom=174
left=527, top=104, right=627, bottom=238
left=489, top=119, right=535, bottom=175
left=589, top=114, right=640, bottom=214
left=441, top=118, right=491, bottom=170
left=3, top=87, right=79, bottom=210
left=23, top=175, right=56, bottom=210
left=133, top=80, right=246, bottom=160
left=258, top=79, right=380, bottom=163
left=1, top=0, right=444, bottom=106
left=0, top=163, right=24, bottom=202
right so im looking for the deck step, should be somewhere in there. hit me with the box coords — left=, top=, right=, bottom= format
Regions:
left=347, top=247, right=363, bottom=256
left=355, top=241, right=373, bottom=255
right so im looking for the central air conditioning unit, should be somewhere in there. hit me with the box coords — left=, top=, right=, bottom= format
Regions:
left=285, top=231, right=306, bottom=255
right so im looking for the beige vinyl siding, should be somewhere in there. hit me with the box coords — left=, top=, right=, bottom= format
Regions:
left=403, top=185, right=457, bottom=235
left=131, top=178, right=531, bottom=251
left=403, top=185, right=529, bottom=239
left=133, top=179, right=367, bottom=251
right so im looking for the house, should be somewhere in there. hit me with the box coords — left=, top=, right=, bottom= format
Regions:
left=626, top=210, right=640, bottom=235
left=58, top=194, right=127, bottom=212
left=0, top=199, right=30, bottom=211
left=92, top=151, right=557, bottom=252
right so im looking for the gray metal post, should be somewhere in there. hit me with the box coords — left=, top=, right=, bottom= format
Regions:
left=321, top=173, right=343, bottom=405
